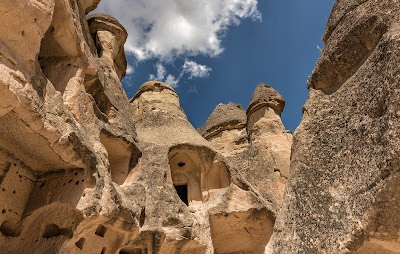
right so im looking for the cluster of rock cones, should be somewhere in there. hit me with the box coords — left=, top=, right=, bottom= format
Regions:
left=0, top=0, right=399, bottom=253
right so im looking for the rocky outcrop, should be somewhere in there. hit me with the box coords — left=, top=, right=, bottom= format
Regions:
left=247, top=83, right=285, bottom=119
left=0, top=0, right=138, bottom=252
left=245, top=83, right=292, bottom=211
left=81, top=0, right=101, bottom=14
left=129, top=81, right=276, bottom=254
left=87, top=13, right=128, bottom=79
left=199, top=82, right=293, bottom=217
left=198, top=103, right=247, bottom=140
left=0, top=1, right=286, bottom=253
left=266, top=1, right=400, bottom=253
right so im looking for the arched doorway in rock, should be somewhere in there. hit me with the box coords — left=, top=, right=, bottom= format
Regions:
left=168, top=146, right=230, bottom=206
left=100, top=131, right=141, bottom=185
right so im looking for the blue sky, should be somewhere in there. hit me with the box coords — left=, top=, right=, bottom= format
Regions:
left=97, top=0, right=335, bottom=132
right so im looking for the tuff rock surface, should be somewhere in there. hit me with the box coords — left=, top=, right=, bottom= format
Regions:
left=3, top=0, right=396, bottom=253
left=0, top=1, right=292, bottom=253
left=265, top=0, right=400, bottom=253
left=198, top=83, right=293, bottom=214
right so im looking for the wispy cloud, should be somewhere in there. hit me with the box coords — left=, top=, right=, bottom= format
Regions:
left=149, top=63, right=166, bottom=81
left=182, top=61, right=211, bottom=79
left=95, top=0, right=261, bottom=61
left=148, top=60, right=212, bottom=87
left=126, top=64, right=135, bottom=74
left=165, top=74, right=180, bottom=87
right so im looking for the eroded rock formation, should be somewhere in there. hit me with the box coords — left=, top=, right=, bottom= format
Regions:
left=198, top=83, right=292, bottom=214
left=6, top=0, right=396, bottom=253
left=266, top=0, right=400, bottom=253
left=0, top=1, right=292, bottom=253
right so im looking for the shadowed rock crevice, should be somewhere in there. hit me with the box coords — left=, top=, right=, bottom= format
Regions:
left=38, top=0, right=81, bottom=94
left=42, top=224, right=73, bottom=238
left=308, top=14, right=387, bottom=95
left=100, top=131, right=141, bottom=185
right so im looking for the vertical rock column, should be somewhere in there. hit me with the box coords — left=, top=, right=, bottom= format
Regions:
left=246, top=82, right=292, bottom=212
left=266, top=1, right=400, bottom=253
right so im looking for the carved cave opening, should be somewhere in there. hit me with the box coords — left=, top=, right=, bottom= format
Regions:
left=100, top=131, right=141, bottom=185
left=0, top=112, right=87, bottom=241
left=174, top=185, right=189, bottom=206
left=38, top=0, right=80, bottom=94
left=168, top=146, right=230, bottom=206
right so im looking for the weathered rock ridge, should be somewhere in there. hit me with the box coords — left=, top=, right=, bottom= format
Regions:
left=0, top=1, right=292, bottom=253
left=266, top=0, right=400, bottom=253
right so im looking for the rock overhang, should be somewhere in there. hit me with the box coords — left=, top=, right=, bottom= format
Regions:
left=246, top=82, right=285, bottom=117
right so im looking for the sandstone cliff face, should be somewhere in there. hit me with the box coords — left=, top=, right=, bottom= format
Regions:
left=266, top=1, right=400, bottom=253
left=0, top=1, right=290, bottom=253
left=0, top=0, right=138, bottom=252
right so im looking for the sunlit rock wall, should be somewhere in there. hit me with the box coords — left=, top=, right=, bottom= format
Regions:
left=266, top=0, right=400, bottom=253
left=0, top=1, right=287, bottom=253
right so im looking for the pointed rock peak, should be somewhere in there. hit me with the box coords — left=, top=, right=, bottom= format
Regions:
left=130, top=81, right=178, bottom=102
left=198, top=103, right=247, bottom=139
left=87, top=13, right=128, bottom=78
left=247, top=82, right=285, bottom=116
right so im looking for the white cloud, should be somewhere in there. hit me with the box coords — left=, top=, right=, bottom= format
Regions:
left=149, top=62, right=166, bottom=80
left=148, top=60, right=212, bottom=87
left=182, top=60, right=211, bottom=79
left=126, top=64, right=134, bottom=74
left=165, top=74, right=179, bottom=88
left=95, top=0, right=261, bottom=61
left=148, top=62, right=179, bottom=87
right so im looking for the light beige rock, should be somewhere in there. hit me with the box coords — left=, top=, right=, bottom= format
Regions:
left=245, top=83, right=292, bottom=211
left=87, top=13, right=128, bottom=79
left=80, top=0, right=100, bottom=14
left=266, top=1, right=400, bottom=253
left=198, top=103, right=247, bottom=141
left=0, top=1, right=284, bottom=252
left=129, top=81, right=275, bottom=253
left=199, top=83, right=293, bottom=217
left=0, top=0, right=138, bottom=253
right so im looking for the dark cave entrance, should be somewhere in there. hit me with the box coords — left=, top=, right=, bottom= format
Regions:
left=174, top=185, right=188, bottom=206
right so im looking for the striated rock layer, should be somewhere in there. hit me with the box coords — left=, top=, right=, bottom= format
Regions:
left=0, top=1, right=292, bottom=253
left=266, top=0, right=400, bottom=253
